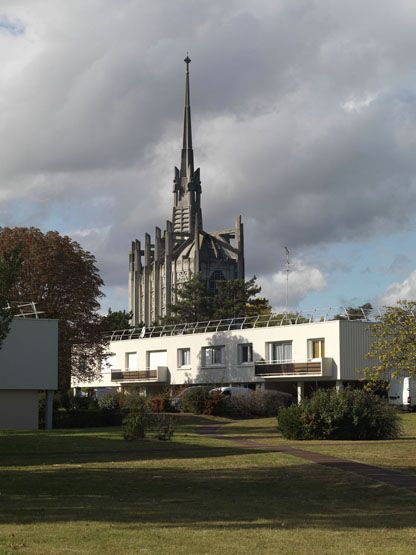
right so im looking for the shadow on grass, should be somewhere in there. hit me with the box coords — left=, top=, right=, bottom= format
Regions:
left=0, top=439, right=257, bottom=468
left=0, top=460, right=415, bottom=530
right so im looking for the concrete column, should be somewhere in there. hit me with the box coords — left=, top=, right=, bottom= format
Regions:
left=45, top=390, right=54, bottom=430
left=297, top=381, right=304, bottom=405
left=336, top=380, right=343, bottom=392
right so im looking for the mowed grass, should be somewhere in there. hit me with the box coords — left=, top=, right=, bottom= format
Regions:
left=0, top=415, right=415, bottom=554
left=221, top=413, right=416, bottom=475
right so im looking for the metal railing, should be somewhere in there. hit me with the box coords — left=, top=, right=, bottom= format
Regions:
left=7, top=302, right=43, bottom=319
left=255, top=358, right=333, bottom=378
left=107, top=306, right=381, bottom=342
left=110, top=366, right=168, bottom=382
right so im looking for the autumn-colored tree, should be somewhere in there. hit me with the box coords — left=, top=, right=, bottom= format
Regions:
left=0, top=247, right=21, bottom=349
left=365, top=301, right=416, bottom=382
left=0, top=227, right=107, bottom=388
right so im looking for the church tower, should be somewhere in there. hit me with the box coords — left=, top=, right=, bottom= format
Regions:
left=129, top=57, right=245, bottom=326
left=172, top=56, right=202, bottom=237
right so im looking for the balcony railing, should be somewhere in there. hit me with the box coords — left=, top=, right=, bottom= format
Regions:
left=255, top=358, right=333, bottom=378
left=106, top=307, right=381, bottom=341
left=111, top=366, right=168, bottom=383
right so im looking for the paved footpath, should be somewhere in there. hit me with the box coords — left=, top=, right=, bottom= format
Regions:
left=197, top=424, right=416, bottom=494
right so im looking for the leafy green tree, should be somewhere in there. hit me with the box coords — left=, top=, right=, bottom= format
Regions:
left=164, top=274, right=271, bottom=323
left=213, top=276, right=271, bottom=319
left=365, top=301, right=416, bottom=381
left=0, top=247, right=21, bottom=350
left=164, top=275, right=213, bottom=323
left=0, top=227, right=107, bottom=388
left=101, top=309, right=133, bottom=331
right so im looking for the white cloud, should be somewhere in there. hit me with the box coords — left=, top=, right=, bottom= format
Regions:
left=380, top=270, right=416, bottom=305
left=341, top=93, right=378, bottom=113
left=258, top=259, right=327, bottom=311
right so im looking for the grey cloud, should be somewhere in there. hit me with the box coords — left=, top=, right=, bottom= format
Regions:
left=0, top=0, right=416, bottom=303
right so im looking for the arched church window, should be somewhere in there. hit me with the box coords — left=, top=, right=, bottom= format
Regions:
left=208, top=270, right=226, bottom=293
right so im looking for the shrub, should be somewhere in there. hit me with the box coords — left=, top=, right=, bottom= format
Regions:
left=204, top=389, right=227, bottom=416
left=122, top=395, right=151, bottom=440
left=150, top=390, right=174, bottom=413
left=278, top=388, right=401, bottom=440
left=150, top=413, right=176, bottom=440
left=180, top=386, right=212, bottom=414
left=52, top=408, right=123, bottom=428
left=218, top=390, right=293, bottom=418
left=97, top=393, right=120, bottom=411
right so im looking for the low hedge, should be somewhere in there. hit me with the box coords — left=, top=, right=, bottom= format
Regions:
left=220, top=390, right=293, bottom=418
left=52, top=408, right=125, bottom=428
left=278, top=388, right=401, bottom=440
left=180, top=386, right=212, bottom=414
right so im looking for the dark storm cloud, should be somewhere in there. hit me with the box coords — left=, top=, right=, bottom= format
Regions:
left=0, top=0, right=416, bottom=305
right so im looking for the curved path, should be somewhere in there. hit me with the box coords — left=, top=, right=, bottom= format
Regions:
left=197, top=423, right=416, bottom=494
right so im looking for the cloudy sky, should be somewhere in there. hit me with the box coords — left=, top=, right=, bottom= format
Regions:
left=1, top=0, right=416, bottom=313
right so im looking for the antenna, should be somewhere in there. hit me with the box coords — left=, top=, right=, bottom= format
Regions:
left=284, top=246, right=290, bottom=313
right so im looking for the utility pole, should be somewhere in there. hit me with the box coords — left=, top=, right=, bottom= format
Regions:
left=284, top=246, right=290, bottom=313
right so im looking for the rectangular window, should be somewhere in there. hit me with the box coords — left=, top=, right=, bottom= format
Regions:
left=238, top=343, right=253, bottom=364
left=147, top=350, right=168, bottom=369
left=202, top=346, right=225, bottom=366
left=126, top=352, right=137, bottom=370
left=308, top=339, right=325, bottom=359
left=177, top=348, right=191, bottom=367
left=269, top=342, right=292, bottom=363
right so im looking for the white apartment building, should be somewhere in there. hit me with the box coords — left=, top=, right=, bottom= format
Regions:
left=73, top=316, right=374, bottom=402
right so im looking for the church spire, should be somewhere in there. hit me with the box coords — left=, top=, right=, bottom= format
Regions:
left=181, top=55, right=194, bottom=177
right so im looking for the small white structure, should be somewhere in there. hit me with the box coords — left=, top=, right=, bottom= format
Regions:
left=73, top=316, right=374, bottom=403
left=0, top=317, right=58, bottom=429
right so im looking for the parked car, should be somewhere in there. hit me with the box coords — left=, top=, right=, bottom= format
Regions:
left=209, top=386, right=254, bottom=397
left=171, top=385, right=208, bottom=410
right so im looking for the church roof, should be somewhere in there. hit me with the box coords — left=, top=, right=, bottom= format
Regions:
left=173, top=231, right=239, bottom=262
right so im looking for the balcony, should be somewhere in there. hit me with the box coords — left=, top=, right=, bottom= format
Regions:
left=111, top=366, right=168, bottom=383
left=255, top=358, right=333, bottom=378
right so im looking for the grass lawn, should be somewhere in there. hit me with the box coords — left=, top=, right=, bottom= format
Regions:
left=0, top=414, right=415, bottom=554
left=219, top=413, right=416, bottom=476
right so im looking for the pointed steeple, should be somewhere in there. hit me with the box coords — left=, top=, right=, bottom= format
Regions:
left=181, top=55, right=194, bottom=177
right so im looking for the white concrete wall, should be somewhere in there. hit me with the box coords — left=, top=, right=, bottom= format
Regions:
left=0, top=319, right=58, bottom=390
left=73, top=320, right=345, bottom=388
left=0, top=390, right=39, bottom=429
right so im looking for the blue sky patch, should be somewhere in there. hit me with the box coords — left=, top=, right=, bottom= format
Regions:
left=0, top=14, right=25, bottom=36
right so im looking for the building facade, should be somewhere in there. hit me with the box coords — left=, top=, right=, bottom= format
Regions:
left=128, top=57, right=245, bottom=326
left=72, top=318, right=374, bottom=403
left=0, top=317, right=58, bottom=429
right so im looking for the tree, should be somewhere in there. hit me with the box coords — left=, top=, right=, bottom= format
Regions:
left=101, top=309, right=133, bottom=332
left=163, top=275, right=213, bottom=324
left=0, top=227, right=107, bottom=388
left=334, top=303, right=373, bottom=321
left=0, top=247, right=21, bottom=350
left=163, top=274, right=271, bottom=324
left=365, top=301, right=416, bottom=381
left=213, top=276, right=271, bottom=319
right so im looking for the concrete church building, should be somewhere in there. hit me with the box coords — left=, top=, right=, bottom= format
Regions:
left=128, top=57, right=245, bottom=326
